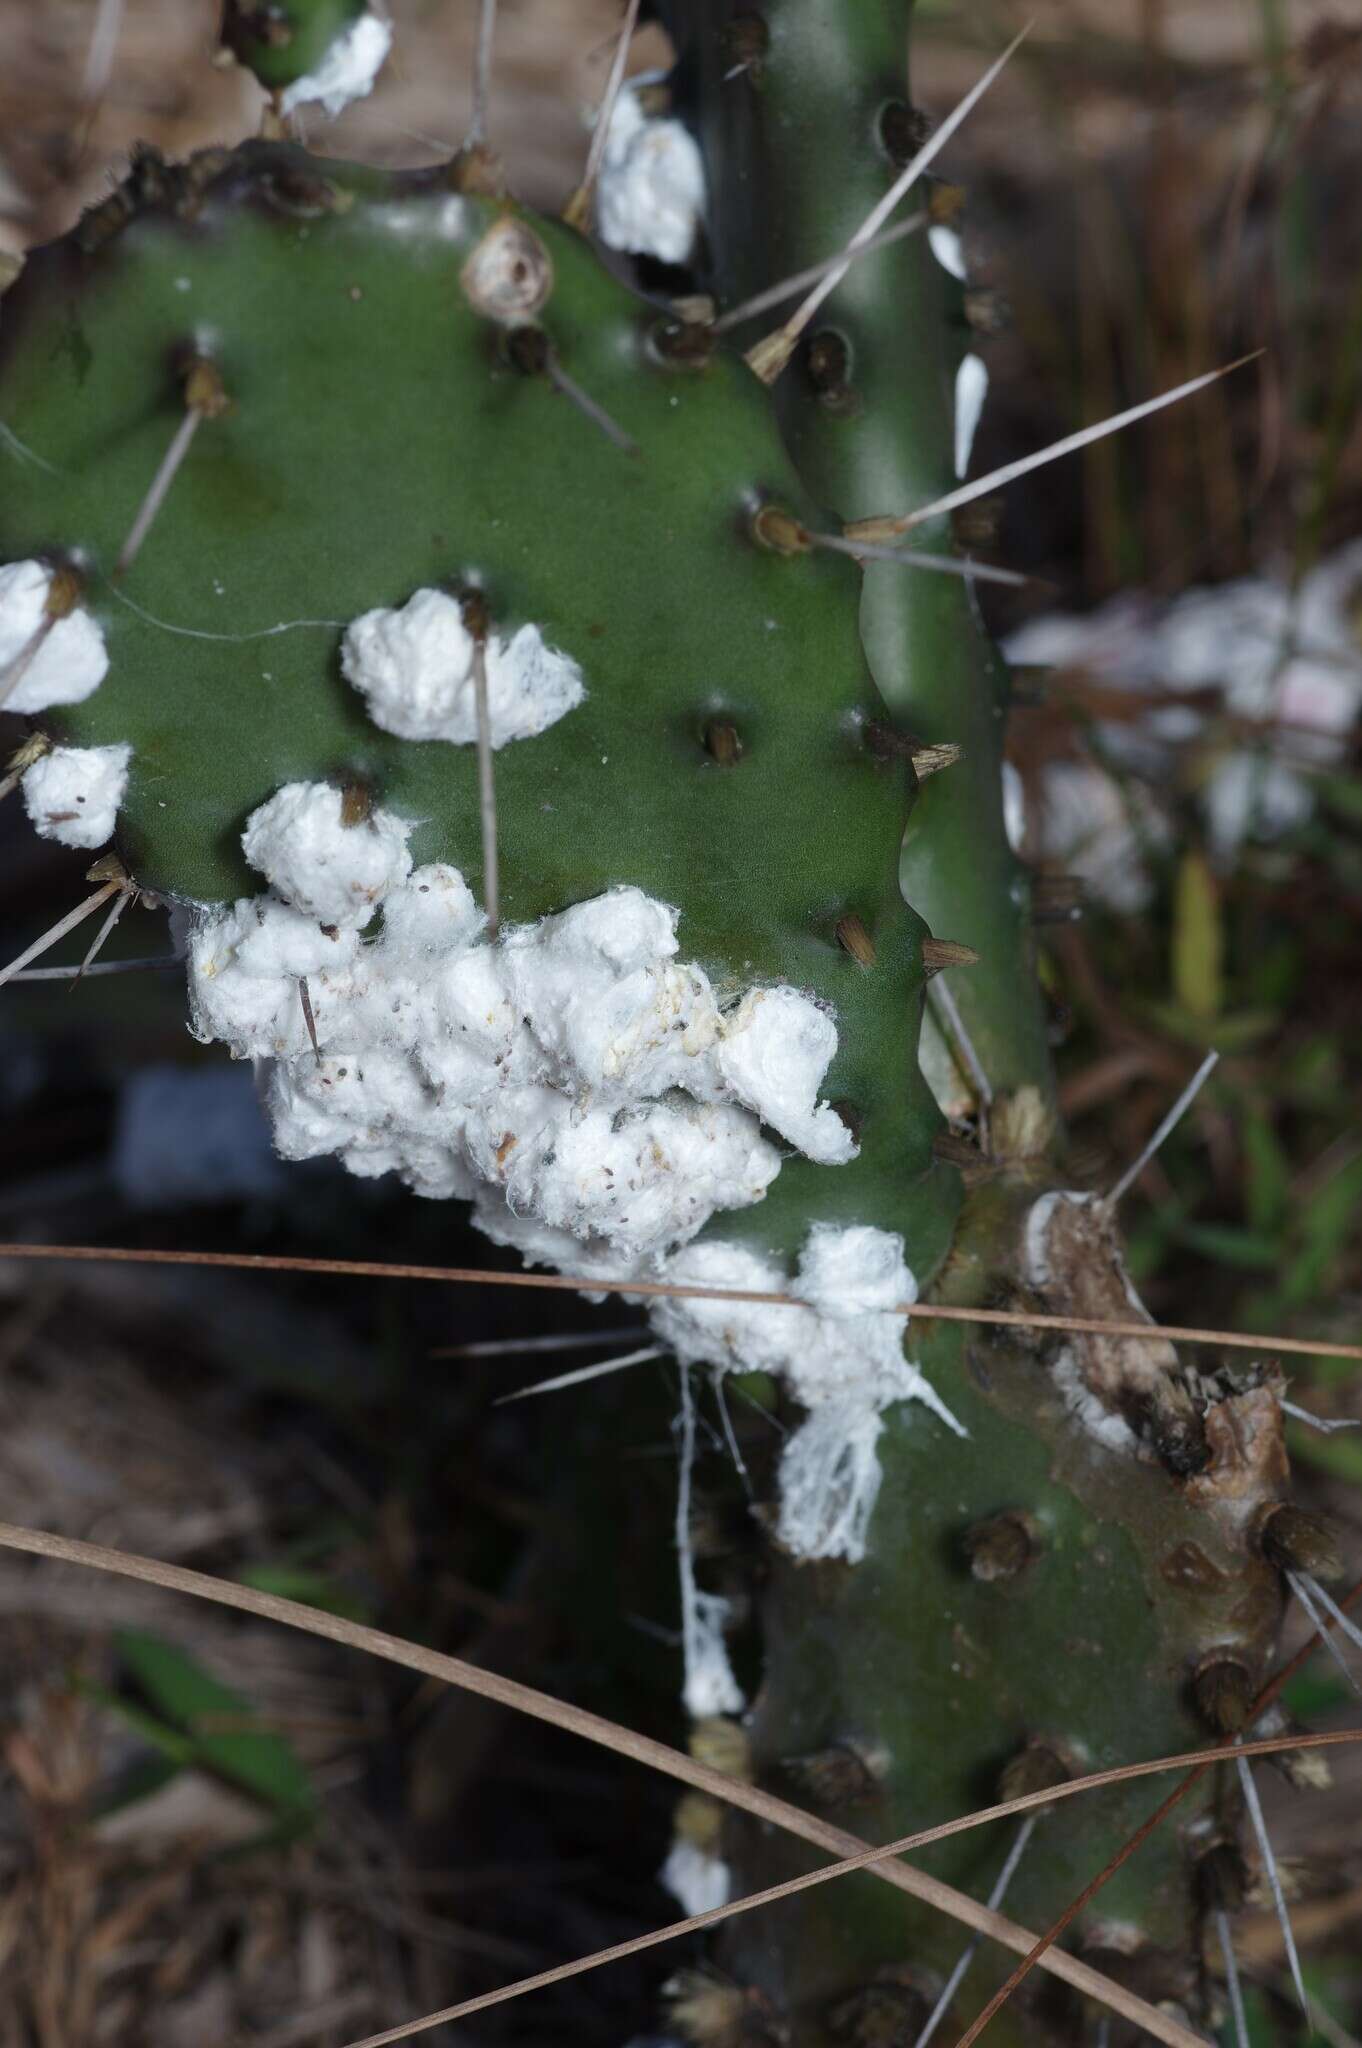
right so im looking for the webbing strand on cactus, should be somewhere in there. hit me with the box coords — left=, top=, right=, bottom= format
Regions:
left=0, top=5, right=1320, bottom=2044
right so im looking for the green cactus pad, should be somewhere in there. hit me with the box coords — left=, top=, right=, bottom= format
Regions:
left=0, top=142, right=960, bottom=1270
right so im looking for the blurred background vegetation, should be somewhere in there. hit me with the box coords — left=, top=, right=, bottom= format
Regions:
left=0, top=2, right=1359, bottom=2042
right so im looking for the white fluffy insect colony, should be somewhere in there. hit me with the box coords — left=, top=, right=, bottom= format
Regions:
left=181, top=589, right=960, bottom=1593
left=0, top=558, right=130, bottom=850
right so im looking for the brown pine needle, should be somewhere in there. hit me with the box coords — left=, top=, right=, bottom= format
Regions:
left=9, top=1516, right=1357, bottom=2048
left=846, top=355, right=1264, bottom=541
left=712, top=213, right=926, bottom=334
left=563, top=0, right=642, bottom=230
left=948, top=1570, right=1362, bottom=2047
left=0, top=879, right=124, bottom=991
left=0, top=1240, right=1357, bottom=1361
left=745, top=25, right=1031, bottom=384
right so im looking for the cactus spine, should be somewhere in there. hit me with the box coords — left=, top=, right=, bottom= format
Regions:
left=0, top=6, right=1312, bottom=2044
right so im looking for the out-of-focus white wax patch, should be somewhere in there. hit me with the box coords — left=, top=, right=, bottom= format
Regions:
left=955, top=352, right=988, bottom=478
left=278, top=11, right=392, bottom=118
left=928, top=224, right=967, bottom=280
left=595, top=80, right=706, bottom=265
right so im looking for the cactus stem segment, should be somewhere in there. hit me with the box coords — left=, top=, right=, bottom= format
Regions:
left=912, top=1814, right=1039, bottom=2048
left=743, top=26, right=1030, bottom=387
left=1234, top=1744, right=1307, bottom=2011
left=1107, top=1049, right=1219, bottom=1205
left=846, top=357, right=1263, bottom=542
left=115, top=357, right=231, bottom=578
left=0, top=868, right=126, bottom=991
left=563, top=0, right=643, bottom=232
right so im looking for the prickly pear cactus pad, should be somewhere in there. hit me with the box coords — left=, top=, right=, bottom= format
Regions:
left=0, top=141, right=974, bottom=1559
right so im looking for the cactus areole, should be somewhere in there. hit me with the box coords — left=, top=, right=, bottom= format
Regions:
left=0, top=5, right=1300, bottom=2041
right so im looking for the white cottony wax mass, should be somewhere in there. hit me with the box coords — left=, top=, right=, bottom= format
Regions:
left=0, top=559, right=108, bottom=712
left=595, top=82, right=707, bottom=266
left=341, top=588, right=585, bottom=746
left=278, top=11, right=392, bottom=118
left=187, top=861, right=959, bottom=1561
left=652, top=1228, right=963, bottom=1563
left=241, top=781, right=413, bottom=928
left=22, top=742, right=131, bottom=848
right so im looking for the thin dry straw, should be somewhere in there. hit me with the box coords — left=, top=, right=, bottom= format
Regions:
left=6, top=1519, right=1356, bottom=2048
left=0, top=1240, right=1358, bottom=1362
